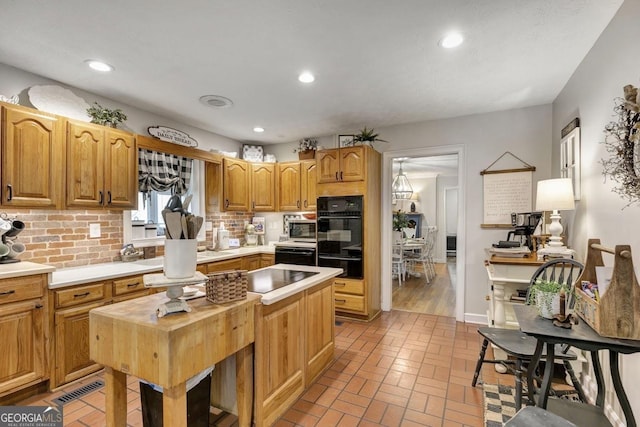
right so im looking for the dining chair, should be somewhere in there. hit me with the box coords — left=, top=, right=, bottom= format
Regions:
left=471, top=258, right=587, bottom=411
left=391, top=242, right=407, bottom=286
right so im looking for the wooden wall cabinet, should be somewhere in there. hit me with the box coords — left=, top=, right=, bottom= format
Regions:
left=223, top=158, right=251, bottom=211
left=316, top=146, right=365, bottom=183
left=66, top=120, right=137, bottom=209
left=254, top=279, right=334, bottom=427
left=0, top=274, right=48, bottom=400
left=1, top=102, right=63, bottom=208
left=317, top=145, right=381, bottom=321
left=278, top=160, right=317, bottom=211
left=251, top=163, right=276, bottom=211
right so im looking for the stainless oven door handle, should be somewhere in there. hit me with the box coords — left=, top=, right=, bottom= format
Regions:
left=318, top=255, right=362, bottom=261
left=317, top=216, right=361, bottom=220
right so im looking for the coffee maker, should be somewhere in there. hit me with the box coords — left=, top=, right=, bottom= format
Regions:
left=507, top=212, right=542, bottom=250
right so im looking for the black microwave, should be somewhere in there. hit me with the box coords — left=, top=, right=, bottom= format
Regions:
left=288, top=219, right=316, bottom=242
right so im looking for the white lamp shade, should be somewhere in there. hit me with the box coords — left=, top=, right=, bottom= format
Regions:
left=536, top=178, right=575, bottom=211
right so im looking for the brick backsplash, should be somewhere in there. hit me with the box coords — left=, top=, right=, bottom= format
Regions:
left=1, top=209, right=254, bottom=269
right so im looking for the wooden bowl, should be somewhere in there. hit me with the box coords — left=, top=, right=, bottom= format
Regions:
left=302, top=213, right=316, bottom=220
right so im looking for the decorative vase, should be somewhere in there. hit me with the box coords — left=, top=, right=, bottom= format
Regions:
left=298, top=149, right=315, bottom=160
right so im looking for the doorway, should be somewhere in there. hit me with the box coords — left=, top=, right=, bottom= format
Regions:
left=381, top=145, right=466, bottom=321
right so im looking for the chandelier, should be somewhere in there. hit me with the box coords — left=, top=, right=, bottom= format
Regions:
left=392, top=161, right=413, bottom=199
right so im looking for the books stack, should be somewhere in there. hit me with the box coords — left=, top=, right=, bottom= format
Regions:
left=488, top=247, right=531, bottom=258
left=510, top=289, right=528, bottom=303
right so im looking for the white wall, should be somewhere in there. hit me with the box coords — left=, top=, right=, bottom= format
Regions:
left=376, top=105, right=552, bottom=319
left=553, top=1, right=640, bottom=424
left=0, top=62, right=240, bottom=152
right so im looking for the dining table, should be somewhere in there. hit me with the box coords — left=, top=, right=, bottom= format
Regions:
left=401, top=239, right=425, bottom=277
left=513, top=304, right=640, bottom=427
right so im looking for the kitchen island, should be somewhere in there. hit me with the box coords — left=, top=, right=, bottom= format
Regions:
left=89, top=264, right=342, bottom=427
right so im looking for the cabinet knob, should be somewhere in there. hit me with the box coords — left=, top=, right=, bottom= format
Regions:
left=335, top=172, right=339, bottom=181
left=225, top=199, right=229, bottom=208
left=340, top=171, right=343, bottom=181
left=108, top=191, right=112, bottom=204
left=297, top=200, right=300, bottom=208
left=35, top=303, right=43, bottom=309
left=0, top=289, right=16, bottom=296
left=99, top=191, right=104, bottom=205
left=74, top=292, right=90, bottom=298
left=304, top=200, right=308, bottom=208
left=335, top=298, right=346, bottom=303
left=127, top=282, right=140, bottom=288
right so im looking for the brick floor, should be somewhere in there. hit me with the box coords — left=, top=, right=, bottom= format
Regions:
left=16, top=310, right=516, bottom=426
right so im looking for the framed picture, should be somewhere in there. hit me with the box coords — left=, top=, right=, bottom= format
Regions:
left=338, top=135, right=354, bottom=148
left=560, top=118, right=580, bottom=200
left=242, top=144, right=264, bottom=162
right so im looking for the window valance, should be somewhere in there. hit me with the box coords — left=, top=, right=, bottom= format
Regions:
left=138, top=149, right=193, bottom=197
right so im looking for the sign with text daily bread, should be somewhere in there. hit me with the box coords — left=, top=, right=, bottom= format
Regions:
left=148, top=126, right=198, bottom=147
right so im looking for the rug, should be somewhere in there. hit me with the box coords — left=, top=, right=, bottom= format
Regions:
left=482, top=384, right=580, bottom=427
left=483, top=383, right=518, bottom=427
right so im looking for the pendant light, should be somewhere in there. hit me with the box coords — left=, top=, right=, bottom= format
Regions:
left=392, top=161, right=413, bottom=199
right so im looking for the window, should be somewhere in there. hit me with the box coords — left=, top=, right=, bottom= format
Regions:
left=123, top=159, right=205, bottom=246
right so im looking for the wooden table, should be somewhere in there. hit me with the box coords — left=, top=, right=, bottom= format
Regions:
left=90, top=292, right=261, bottom=427
left=514, top=305, right=640, bottom=427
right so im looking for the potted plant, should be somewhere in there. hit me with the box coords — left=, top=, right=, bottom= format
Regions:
left=526, top=279, right=570, bottom=319
left=86, top=102, right=127, bottom=128
left=353, top=127, right=388, bottom=146
left=392, top=210, right=409, bottom=243
left=294, top=138, right=317, bottom=160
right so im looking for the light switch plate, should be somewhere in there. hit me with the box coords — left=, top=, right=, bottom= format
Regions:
left=89, top=223, right=101, bottom=238
left=205, top=221, right=213, bottom=231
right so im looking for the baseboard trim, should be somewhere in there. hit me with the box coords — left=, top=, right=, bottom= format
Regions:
left=464, top=313, right=487, bottom=325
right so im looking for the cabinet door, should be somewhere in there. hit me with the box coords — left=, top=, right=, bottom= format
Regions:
left=305, top=282, right=334, bottom=386
left=300, top=160, right=317, bottom=210
left=205, top=161, right=222, bottom=213
left=251, top=163, right=276, bottom=211
left=53, top=301, right=107, bottom=387
left=316, top=149, right=340, bottom=183
left=207, top=258, right=243, bottom=273
left=0, top=299, right=46, bottom=395
left=339, top=147, right=365, bottom=182
left=278, top=162, right=301, bottom=211
left=66, top=120, right=104, bottom=208
left=259, top=253, right=275, bottom=268
left=1, top=105, right=62, bottom=208
left=255, top=295, right=305, bottom=427
left=105, top=129, right=137, bottom=209
left=223, top=158, right=251, bottom=211
left=241, top=254, right=261, bottom=271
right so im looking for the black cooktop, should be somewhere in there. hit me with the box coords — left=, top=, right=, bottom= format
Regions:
left=247, top=269, right=319, bottom=294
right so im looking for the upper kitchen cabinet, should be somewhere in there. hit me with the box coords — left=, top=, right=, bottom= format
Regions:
left=278, top=161, right=301, bottom=211
left=251, top=163, right=276, bottom=211
left=66, top=120, right=137, bottom=209
left=316, top=146, right=365, bottom=183
left=278, top=160, right=316, bottom=211
left=1, top=102, right=63, bottom=208
left=223, top=157, right=251, bottom=211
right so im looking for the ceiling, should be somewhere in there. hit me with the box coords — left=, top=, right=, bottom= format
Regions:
left=0, top=1, right=623, bottom=144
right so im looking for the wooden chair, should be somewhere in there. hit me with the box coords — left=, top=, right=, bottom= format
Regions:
left=471, top=258, right=587, bottom=411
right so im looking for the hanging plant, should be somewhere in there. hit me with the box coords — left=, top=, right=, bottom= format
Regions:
left=601, top=84, right=640, bottom=208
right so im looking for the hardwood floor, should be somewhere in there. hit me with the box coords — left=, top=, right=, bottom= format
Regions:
left=392, top=258, right=457, bottom=317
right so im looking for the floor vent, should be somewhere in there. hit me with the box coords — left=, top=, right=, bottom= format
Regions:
left=52, top=380, right=104, bottom=405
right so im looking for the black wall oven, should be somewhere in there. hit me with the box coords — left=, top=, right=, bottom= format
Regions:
left=274, top=244, right=317, bottom=266
left=317, top=195, right=363, bottom=278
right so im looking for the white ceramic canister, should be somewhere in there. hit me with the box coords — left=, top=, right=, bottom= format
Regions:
left=163, top=239, right=197, bottom=278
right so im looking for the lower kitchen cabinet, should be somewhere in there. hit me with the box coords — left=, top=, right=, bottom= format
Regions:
left=254, top=279, right=334, bottom=427
left=49, top=274, right=152, bottom=388
left=0, top=274, right=48, bottom=401
left=260, top=253, right=275, bottom=268
left=242, top=254, right=261, bottom=271
left=333, top=278, right=367, bottom=316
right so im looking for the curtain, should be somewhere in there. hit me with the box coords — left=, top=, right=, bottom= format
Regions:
left=138, top=149, right=193, bottom=198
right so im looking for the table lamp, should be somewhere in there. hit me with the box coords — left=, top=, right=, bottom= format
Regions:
left=535, top=178, right=575, bottom=248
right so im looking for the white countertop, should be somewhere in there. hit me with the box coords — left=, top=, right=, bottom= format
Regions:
left=249, top=264, right=343, bottom=305
left=273, top=241, right=317, bottom=248
left=0, top=261, right=56, bottom=280
left=50, top=245, right=275, bottom=289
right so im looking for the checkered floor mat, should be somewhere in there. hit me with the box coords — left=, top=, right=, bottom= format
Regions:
left=483, top=383, right=517, bottom=426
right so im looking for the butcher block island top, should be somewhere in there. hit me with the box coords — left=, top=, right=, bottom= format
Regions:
left=90, top=293, right=260, bottom=427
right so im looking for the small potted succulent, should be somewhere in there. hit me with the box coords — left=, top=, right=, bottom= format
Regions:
left=392, top=210, right=409, bottom=243
left=86, top=102, right=127, bottom=128
left=294, top=138, right=318, bottom=160
left=526, top=279, right=570, bottom=319
left=353, top=127, right=388, bottom=146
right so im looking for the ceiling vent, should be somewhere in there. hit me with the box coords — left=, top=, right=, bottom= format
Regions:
left=199, top=95, right=233, bottom=108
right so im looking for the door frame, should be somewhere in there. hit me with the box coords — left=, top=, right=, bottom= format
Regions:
left=381, top=144, right=466, bottom=321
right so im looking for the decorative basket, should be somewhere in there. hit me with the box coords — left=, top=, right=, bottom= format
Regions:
left=298, top=149, right=315, bottom=160
left=206, top=270, right=248, bottom=304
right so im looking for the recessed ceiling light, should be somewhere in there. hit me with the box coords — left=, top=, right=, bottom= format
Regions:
left=298, top=72, right=315, bottom=83
left=439, top=32, right=464, bottom=49
left=199, top=95, right=233, bottom=108
left=253, top=127, right=265, bottom=133
left=85, top=60, right=114, bottom=72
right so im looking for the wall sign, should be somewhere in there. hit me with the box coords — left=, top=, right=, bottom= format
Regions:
left=148, top=126, right=198, bottom=147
